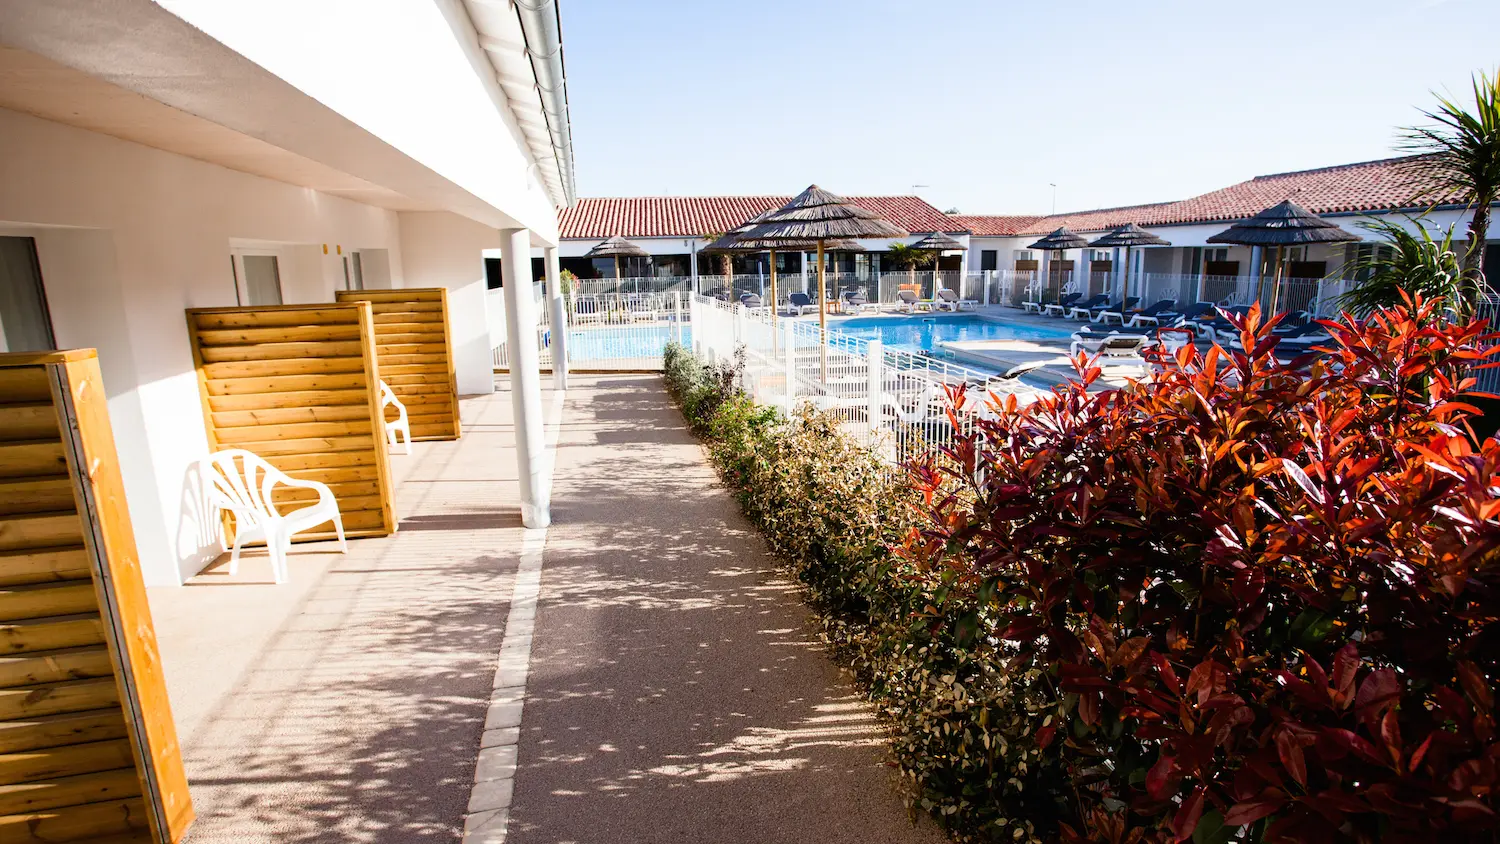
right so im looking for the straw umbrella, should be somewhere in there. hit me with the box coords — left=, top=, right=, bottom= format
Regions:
left=910, top=231, right=965, bottom=297
left=583, top=235, right=649, bottom=291
left=740, top=185, right=907, bottom=337
left=1207, top=200, right=1356, bottom=313
left=1027, top=227, right=1089, bottom=299
left=1089, top=224, right=1170, bottom=304
left=702, top=223, right=860, bottom=315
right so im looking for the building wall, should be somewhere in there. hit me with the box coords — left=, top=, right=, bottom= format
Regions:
left=0, top=107, right=408, bottom=585
left=397, top=211, right=500, bottom=396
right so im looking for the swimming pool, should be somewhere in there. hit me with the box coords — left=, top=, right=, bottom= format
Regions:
left=828, top=314, right=1074, bottom=355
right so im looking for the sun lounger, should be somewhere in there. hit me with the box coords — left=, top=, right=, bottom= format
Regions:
left=1091, top=297, right=1141, bottom=324
left=1125, top=299, right=1181, bottom=327
left=787, top=292, right=820, bottom=315
left=1070, top=331, right=1151, bottom=360
left=935, top=288, right=979, bottom=311
left=896, top=289, right=930, bottom=314
left=1065, top=294, right=1110, bottom=320
left=1042, top=292, right=1085, bottom=317
left=841, top=290, right=881, bottom=314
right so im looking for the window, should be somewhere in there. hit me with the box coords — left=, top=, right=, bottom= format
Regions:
left=980, top=250, right=997, bottom=272
left=1014, top=250, right=1034, bottom=262
left=0, top=236, right=55, bottom=352
left=241, top=256, right=283, bottom=305
left=347, top=252, right=364, bottom=291
left=1342, top=243, right=1395, bottom=282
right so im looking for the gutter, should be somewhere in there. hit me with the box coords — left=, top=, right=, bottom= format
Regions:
left=513, top=0, right=576, bottom=206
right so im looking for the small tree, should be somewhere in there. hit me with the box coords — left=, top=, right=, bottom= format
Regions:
left=887, top=242, right=935, bottom=286
left=1336, top=217, right=1469, bottom=319
left=700, top=233, right=733, bottom=293
left=1399, top=69, right=1500, bottom=299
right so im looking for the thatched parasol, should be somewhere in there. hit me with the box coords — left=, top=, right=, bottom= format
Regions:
left=911, top=232, right=965, bottom=294
left=741, top=185, right=907, bottom=337
left=1207, top=200, right=1356, bottom=311
left=1028, top=227, right=1089, bottom=297
left=701, top=212, right=859, bottom=315
left=1090, top=224, right=1170, bottom=304
left=583, top=235, right=649, bottom=283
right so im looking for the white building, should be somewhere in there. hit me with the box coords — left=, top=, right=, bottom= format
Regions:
left=0, top=0, right=573, bottom=584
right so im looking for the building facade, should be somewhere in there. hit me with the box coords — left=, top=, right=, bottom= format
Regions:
left=0, top=0, right=573, bottom=584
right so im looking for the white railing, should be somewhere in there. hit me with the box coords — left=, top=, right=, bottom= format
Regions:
left=688, top=294, right=1040, bottom=465
left=494, top=291, right=690, bottom=372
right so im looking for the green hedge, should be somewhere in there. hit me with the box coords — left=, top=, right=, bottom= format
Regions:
left=662, top=341, right=1057, bottom=843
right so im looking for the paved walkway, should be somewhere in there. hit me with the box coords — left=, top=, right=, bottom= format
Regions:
left=148, top=373, right=938, bottom=843
left=508, top=375, right=940, bottom=843
left=150, top=381, right=544, bottom=843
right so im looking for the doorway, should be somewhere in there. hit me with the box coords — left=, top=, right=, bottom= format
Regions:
left=230, top=252, right=284, bottom=306
left=0, top=235, right=56, bottom=352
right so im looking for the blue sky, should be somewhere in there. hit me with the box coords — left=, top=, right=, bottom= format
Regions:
left=559, top=0, right=1498, bottom=215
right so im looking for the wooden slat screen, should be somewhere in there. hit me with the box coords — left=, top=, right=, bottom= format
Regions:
left=0, top=350, right=193, bottom=844
left=185, top=303, right=397, bottom=539
left=335, top=288, right=460, bottom=441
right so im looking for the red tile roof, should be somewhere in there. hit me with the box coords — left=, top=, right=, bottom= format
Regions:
left=945, top=214, right=1046, bottom=236
left=559, top=195, right=964, bottom=239
left=955, top=155, right=1466, bottom=238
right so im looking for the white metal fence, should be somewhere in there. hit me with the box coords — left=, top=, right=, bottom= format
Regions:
left=494, top=291, right=690, bottom=372
left=689, top=294, right=1041, bottom=465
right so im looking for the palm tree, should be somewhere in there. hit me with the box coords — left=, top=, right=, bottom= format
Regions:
left=886, top=242, right=934, bottom=286
left=700, top=232, right=733, bottom=295
left=1336, top=217, right=1469, bottom=320
left=1399, top=69, right=1500, bottom=300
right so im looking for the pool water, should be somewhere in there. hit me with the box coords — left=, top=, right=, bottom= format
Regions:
left=829, top=314, right=1073, bottom=355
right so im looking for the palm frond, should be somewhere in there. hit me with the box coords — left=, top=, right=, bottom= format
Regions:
left=1336, top=216, right=1470, bottom=319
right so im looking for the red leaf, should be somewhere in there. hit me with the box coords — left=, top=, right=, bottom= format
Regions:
left=1275, top=729, right=1308, bottom=787
left=1146, top=753, right=1177, bottom=800
left=1223, top=798, right=1285, bottom=827
left=1172, top=785, right=1207, bottom=842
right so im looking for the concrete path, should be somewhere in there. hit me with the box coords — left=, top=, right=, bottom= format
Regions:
left=506, top=374, right=941, bottom=844
left=150, top=382, right=546, bottom=844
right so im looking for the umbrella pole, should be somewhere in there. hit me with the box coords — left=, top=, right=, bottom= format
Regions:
left=614, top=255, right=621, bottom=296
left=1269, top=245, right=1285, bottom=314
left=1121, top=246, right=1130, bottom=305
left=770, top=249, right=779, bottom=354
left=817, top=240, right=827, bottom=382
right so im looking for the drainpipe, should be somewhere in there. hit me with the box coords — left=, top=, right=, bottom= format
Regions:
left=513, top=0, right=576, bottom=204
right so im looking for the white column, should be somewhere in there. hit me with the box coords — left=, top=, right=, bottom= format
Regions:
left=866, top=339, right=883, bottom=445
left=544, top=246, right=568, bottom=391
left=501, top=228, right=549, bottom=529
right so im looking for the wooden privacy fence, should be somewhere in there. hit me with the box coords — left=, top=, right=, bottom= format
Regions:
left=186, top=303, right=397, bottom=539
left=0, top=350, right=193, bottom=844
left=335, top=288, right=460, bottom=441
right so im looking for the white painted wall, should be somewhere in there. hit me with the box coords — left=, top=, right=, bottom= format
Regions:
left=0, top=107, right=407, bottom=585
left=154, top=0, right=559, bottom=243
left=397, top=211, right=498, bottom=396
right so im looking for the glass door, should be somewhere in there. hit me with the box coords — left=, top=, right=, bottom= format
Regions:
left=230, top=252, right=284, bottom=306
left=0, top=235, right=56, bottom=352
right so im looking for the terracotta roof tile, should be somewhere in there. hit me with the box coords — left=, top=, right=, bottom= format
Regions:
left=954, top=155, right=1468, bottom=238
left=559, top=195, right=964, bottom=239
left=945, top=214, right=1046, bottom=236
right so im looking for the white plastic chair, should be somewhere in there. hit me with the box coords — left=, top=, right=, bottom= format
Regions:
left=202, top=449, right=347, bottom=584
left=380, top=380, right=412, bottom=455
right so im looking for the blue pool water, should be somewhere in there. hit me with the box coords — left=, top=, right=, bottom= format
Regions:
left=829, top=314, right=1073, bottom=355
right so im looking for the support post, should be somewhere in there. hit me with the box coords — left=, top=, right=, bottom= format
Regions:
left=816, top=240, right=828, bottom=381
left=866, top=339, right=883, bottom=445
left=784, top=316, right=797, bottom=415
left=501, top=228, right=550, bottom=528
left=982, top=271, right=992, bottom=307
left=545, top=246, right=567, bottom=391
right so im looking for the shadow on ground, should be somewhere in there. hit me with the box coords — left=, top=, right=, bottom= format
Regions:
left=509, top=375, right=942, bottom=844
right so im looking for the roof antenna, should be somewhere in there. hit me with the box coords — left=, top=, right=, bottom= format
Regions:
left=1050, top=183, right=1058, bottom=215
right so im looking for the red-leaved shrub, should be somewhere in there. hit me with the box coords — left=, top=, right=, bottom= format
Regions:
left=903, top=298, right=1500, bottom=842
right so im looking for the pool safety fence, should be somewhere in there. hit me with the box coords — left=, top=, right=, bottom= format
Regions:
left=689, top=294, right=1042, bottom=466
left=493, top=291, right=690, bottom=372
